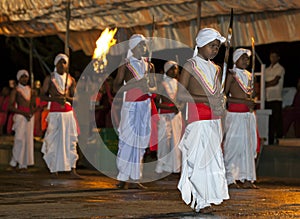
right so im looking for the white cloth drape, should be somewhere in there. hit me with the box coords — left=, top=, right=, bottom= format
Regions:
left=10, top=114, right=34, bottom=168
left=155, top=112, right=182, bottom=174
left=223, top=111, right=257, bottom=184
left=177, top=120, right=229, bottom=212
left=41, top=111, right=78, bottom=173
left=116, top=99, right=151, bottom=181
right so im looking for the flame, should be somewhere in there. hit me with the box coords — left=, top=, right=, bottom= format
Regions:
left=93, top=27, right=117, bottom=60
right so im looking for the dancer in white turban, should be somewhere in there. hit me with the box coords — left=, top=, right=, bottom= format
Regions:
left=113, top=34, right=157, bottom=189
left=223, top=48, right=258, bottom=189
left=8, top=69, right=35, bottom=171
left=40, top=53, right=79, bottom=177
left=155, top=61, right=182, bottom=174
left=177, top=28, right=229, bottom=213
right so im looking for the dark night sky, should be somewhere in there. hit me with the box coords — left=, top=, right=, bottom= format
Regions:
left=1, top=35, right=300, bottom=90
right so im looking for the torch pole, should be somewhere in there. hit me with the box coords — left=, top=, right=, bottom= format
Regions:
left=64, top=0, right=71, bottom=96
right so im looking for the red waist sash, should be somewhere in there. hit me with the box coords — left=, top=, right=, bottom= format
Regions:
left=188, top=102, right=220, bottom=123
left=125, top=88, right=148, bottom=102
left=228, top=103, right=250, bottom=113
left=50, top=102, right=73, bottom=112
left=160, top=102, right=176, bottom=114
left=18, top=106, right=30, bottom=113
left=125, top=88, right=159, bottom=151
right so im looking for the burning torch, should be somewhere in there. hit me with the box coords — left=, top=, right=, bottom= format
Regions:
left=93, top=28, right=117, bottom=74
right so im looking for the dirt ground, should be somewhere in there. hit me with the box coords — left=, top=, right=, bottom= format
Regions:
left=0, top=167, right=299, bottom=219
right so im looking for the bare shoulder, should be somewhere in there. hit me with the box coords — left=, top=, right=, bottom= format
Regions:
left=182, top=61, right=193, bottom=73
left=69, top=75, right=76, bottom=84
left=10, top=88, right=17, bottom=96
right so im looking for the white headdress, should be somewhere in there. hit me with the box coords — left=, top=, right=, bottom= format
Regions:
left=233, top=48, right=251, bottom=63
left=16, top=69, right=29, bottom=81
left=193, top=28, right=226, bottom=57
left=127, top=34, right=148, bottom=58
left=54, top=53, right=69, bottom=66
left=164, top=61, right=178, bottom=73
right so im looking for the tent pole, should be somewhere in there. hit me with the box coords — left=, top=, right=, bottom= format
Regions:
left=29, top=37, right=34, bottom=88
left=197, top=0, right=202, bottom=31
left=65, top=0, right=71, bottom=58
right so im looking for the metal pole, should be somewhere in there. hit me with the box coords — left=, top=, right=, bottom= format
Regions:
left=197, top=0, right=202, bottom=31
left=65, top=0, right=71, bottom=58
left=29, top=37, right=34, bottom=88
left=260, top=64, right=266, bottom=110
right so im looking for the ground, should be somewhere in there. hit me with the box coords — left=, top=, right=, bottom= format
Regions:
left=0, top=167, right=299, bottom=219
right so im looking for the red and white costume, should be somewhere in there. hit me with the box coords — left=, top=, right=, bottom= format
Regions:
left=41, top=71, right=78, bottom=173
left=223, top=66, right=258, bottom=184
left=177, top=55, right=229, bottom=212
left=116, top=55, right=155, bottom=181
left=10, top=83, right=34, bottom=169
left=155, top=75, right=182, bottom=174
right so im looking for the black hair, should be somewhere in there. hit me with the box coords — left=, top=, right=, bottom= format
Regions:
left=270, top=49, right=280, bottom=57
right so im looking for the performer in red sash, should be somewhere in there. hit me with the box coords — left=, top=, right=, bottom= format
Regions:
left=223, top=48, right=259, bottom=189
left=40, top=53, right=79, bottom=177
left=155, top=61, right=183, bottom=174
left=8, top=70, right=35, bottom=171
left=177, top=28, right=229, bottom=213
left=113, top=34, right=157, bottom=189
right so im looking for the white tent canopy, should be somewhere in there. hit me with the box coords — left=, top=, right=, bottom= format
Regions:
left=1, top=0, right=300, bottom=56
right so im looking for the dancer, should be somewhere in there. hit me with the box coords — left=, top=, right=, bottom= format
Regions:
left=177, top=28, right=229, bottom=213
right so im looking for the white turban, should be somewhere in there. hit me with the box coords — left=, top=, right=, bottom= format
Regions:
left=16, top=69, right=29, bottom=81
left=54, top=53, right=69, bottom=66
left=233, top=48, right=251, bottom=63
left=164, top=61, right=178, bottom=73
left=127, top=34, right=147, bottom=58
left=193, top=28, right=226, bottom=57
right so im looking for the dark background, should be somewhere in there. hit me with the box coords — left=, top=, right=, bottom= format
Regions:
left=1, top=35, right=299, bottom=89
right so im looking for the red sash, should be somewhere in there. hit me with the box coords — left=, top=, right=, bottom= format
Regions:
left=50, top=102, right=73, bottom=112
left=228, top=103, right=261, bottom=153
left=125, top=88, right=148, bottom=102
left=187, top=102, right=216, bottom=123
left=228, top=103, right=250, bottom=112
left=18, top=106, right=30, bottom=113
left=160, top=102, right=176, bottom=114
left=125, top=88, right=159, bottom=151
left=49, top=102, right=80, bottom=135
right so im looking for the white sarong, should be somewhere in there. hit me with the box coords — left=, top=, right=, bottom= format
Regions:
left=116, top=99, right=151, bottom=181
left=41, top=111, right=78, bottom=173
left=177, top=120, right=229, bottom=212
left=10, top=114, right=34, bottom=168
left=223, top=111, right=257, bottom=184
left=155, top=112, right=182, bottom=173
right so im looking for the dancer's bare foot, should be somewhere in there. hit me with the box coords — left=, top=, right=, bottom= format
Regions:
left=6, top=166, right=17, bottom=172
left=18, top=168, right=28, bottom=173
left=199, top=206, right=214, bottom=214
left=228, top=183, right=240, bottom=189
left=51, top=172, right=59, bottom=178
left=70, top=168, right=82, bottom=179
left=242, top=180, right=258, bottom=189
left=129, top=183, right=147, bottom=189
left=116, top=181, right=128, bottom=189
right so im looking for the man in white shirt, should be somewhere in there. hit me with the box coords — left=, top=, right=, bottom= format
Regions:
left=265, top=50, right=285, bottom=144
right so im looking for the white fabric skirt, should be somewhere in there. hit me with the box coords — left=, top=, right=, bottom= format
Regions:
left=10, top=114, right=34, bottom=168
left=223, top=111, right=257, bottom=184
left=177, top=119, right=229, bottom=212
left=156, top=112, right=182, bottom=173
left=116, top=99, right=151, bottom=181
left=41, top=111, right=78, bottom=173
